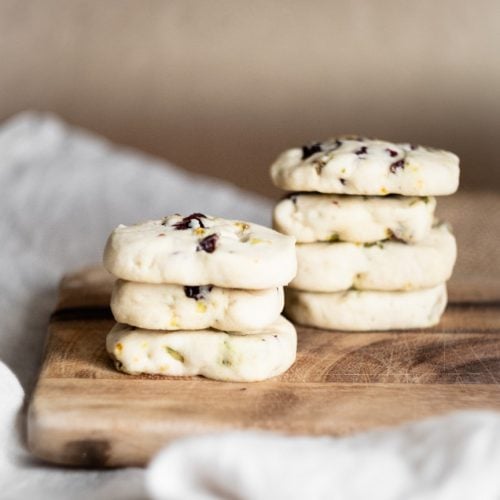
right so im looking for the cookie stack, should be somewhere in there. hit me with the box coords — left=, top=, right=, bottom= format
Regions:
left=270, top=137, right=459, bottom=331
left=103, top=213, right=297, bottom=381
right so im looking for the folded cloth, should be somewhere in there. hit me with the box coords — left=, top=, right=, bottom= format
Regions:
left=147, top=412, right=500, bottom=500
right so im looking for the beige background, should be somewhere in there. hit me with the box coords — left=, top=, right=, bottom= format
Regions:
left=1, top=0, right=499, bottom=197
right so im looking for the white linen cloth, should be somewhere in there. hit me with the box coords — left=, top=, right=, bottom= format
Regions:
left=147, top=413, right=500, bottom=500
left=0, top=112, right=498, bottom=500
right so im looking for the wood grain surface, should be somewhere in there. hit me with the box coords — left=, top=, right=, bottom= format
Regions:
left=27, top=266, right=500, bottom=467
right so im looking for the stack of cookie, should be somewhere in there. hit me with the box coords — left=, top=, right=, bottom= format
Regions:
left=270, top=137, right=459, bottom=331
left=103, top=213, right=297, bottom=381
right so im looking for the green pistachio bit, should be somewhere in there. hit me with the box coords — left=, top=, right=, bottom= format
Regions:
left=221, top=340, right=233, bottom=367
left=165, top=346, right=184, bottom=362
left=364, top=241, right=384, bottom=249
left=410, top=196, right=430, bottom=206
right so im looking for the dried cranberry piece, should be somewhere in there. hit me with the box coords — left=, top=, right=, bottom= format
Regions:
left=197, top=233, right=218, bottom=253
left=389, top=159, right=405, bottom=173
left=301, top=142, right=323, bottom=160
left=184, top=285, right=213, bottom=300
left=189, top=212, right=207, bottom=220
left=173, top=213, right=207, bottom=230
left=386, top=148, right=398, bottom=157
left=355, top=146, right=368, bottom=156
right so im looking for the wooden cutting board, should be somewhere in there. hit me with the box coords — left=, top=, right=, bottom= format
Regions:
left=27, top=266, right=500, bottom=467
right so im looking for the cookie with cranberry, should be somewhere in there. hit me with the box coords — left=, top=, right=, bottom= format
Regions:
left=274, top=193, right=435, bottom=243
left=111, top=279, right=284, bottom=332
left=270, top=136, right=459, bottom=196
left=104, top=214, right=297, bottom=289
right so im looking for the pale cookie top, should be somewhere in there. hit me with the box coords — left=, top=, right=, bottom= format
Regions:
left=270, top=136, right=460, bottom=196
left=103, top=213, right=297, bottom=289
left=273, top=193, right=436, bottom=243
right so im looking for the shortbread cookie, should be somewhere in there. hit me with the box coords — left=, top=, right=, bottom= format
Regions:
left=111, top=279, right=284, bottom=332
left=273, top=193, right=436, bottom=243
left=290, top=223, right=456, bottom=292
left=285, top=284, right=447, bottom=331
left=106, top=316, right=297, bottom=382
left=270, top=136, right=459, bottom=196
left=104, top=213, right=296, bottom=289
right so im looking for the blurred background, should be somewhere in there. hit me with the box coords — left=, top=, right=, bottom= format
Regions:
left=1, top=0, right=499, bottom=198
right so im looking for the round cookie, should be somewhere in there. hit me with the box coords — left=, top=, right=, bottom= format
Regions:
left=270, top=136, right=459, bottom=196
left=106, top=316, right=297, bottom=382
left=104, top=213, right=297, bottom=289
left=285, top=284, right=447, bottom=331
left=290, top=223, right=456, bottom=292
left=111, top=279, right=284, bottom=332
left=273, top=193, right=436, bottom=243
